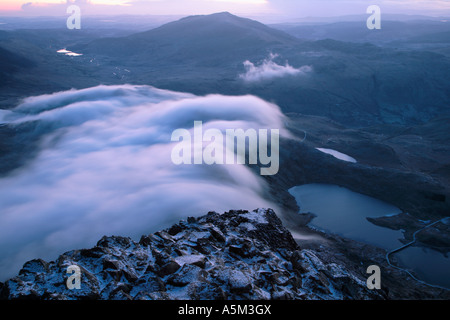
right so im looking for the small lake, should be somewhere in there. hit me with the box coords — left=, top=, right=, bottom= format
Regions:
left=289, top=183, right=450, bottom=289
left=316, top=148, right=357, bottom=163
left=395, top=247, right=450, bottom=289
left=289, top=184, right=403, bottom=249
left=57, top=49, right=83, bottom=57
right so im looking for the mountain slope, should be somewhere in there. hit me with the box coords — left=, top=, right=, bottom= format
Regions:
left=0, top=46, right=35, bottom=85
left=271, top=20, right=450, bottom=44
left=71, top=12, right=299, bottom=62
left=2, top=208, right=447, bottom=300
left=2, top=13, right=450, bottom=127
left=0, top=209, right=386, bottom=300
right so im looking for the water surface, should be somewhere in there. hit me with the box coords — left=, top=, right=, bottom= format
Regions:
left=288, top=183, right=450, bottom=289
left=289, top=183, right=403, bottom=249
left=316, top=148, right=357, bottom=163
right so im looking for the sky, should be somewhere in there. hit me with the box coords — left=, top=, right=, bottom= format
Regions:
left=0, top=0, right=449, bottom=18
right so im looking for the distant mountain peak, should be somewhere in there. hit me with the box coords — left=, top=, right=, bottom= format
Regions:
left=208, top=11, right=243, bottom=20
left=145, top=11, right=298, bottom=42
left=73, top=11, right=298, bottom=59
left=184, top=11, right=235, bottom=19
left=211, top=11, right=234, bottom=16
left=174, top=11, right=256, bottom=25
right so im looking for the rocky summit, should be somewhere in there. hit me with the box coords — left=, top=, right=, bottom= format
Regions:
left=0, top=208, right=385, bottom=300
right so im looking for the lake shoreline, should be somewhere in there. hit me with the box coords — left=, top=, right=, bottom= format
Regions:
left=288, top=183, right=450, bottom=291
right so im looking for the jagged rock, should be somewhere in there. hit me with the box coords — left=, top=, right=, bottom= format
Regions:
left=19, top=259, right=49, bottom=276
left=167, top=264, right=206, bottom=287
left=158, top=261, right=181, bottom=277
left=187, top=281, right=228, bottom=300
left=209, top=226, right=226, bottom=243
left=174, top=254, right=206, bottom=269
left=0, top=208, right=385, bottom=300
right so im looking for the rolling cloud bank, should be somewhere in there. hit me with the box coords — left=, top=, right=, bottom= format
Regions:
left=0, top=84, right=291, bottom=280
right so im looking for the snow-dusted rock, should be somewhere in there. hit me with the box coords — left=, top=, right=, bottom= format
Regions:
left=0, top=208, right=384, bottom=300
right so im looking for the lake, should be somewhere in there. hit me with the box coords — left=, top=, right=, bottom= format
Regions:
left=316, top=148, right=357, bottom=163
left=288, top=183, right=450, bottom=289
left=57, top=49, right=83, bottom=57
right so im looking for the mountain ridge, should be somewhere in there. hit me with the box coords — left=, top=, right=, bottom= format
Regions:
left=0, top=208, right=387, bottom=300
left=2, top=208, right=448, bottom=300
left=71, top=12, right=299, bottom=60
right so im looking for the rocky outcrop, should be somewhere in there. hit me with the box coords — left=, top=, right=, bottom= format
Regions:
left=0, top=208, right=384, bottom=300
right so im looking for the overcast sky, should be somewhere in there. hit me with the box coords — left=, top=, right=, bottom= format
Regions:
left=0, top=0, right=449, bottom=18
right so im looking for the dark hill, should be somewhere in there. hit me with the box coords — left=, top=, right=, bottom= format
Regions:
left=0, top=46, right=35, bottom=86
left=0, top=46, right=34, bottom=71
left=71, top=12, right=298, bottom=62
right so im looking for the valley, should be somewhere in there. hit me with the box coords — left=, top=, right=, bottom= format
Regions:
left=0, top=12, right=449, bottom=297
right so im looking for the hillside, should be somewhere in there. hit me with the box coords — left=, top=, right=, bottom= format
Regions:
left=71, top=12, right=299, bottom=63
left=2, top=208, right=447, bottom=300
left=1, top=13, right=450, bottom=126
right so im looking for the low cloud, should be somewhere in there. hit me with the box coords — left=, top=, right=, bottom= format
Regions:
left=0, top=84, right=291, bottom=280
left=239, top=53, right=312, bottom=83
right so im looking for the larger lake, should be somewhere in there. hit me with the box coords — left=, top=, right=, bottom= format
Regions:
left=288, top=183, right=450, bottom=289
